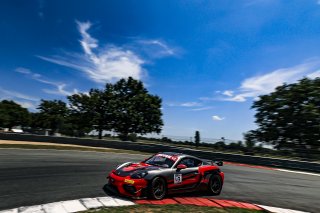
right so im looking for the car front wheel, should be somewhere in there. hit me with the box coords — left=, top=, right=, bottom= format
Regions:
left=148, top=177, right=167, bottom=200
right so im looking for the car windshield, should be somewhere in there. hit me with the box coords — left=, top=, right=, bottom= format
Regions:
left=144, top=154, right=176, bottom=168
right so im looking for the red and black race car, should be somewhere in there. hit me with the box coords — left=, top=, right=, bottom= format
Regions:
left=106, top=152, right=224, bottom=199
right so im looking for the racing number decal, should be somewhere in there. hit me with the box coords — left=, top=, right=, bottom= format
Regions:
left=174, top=173, right=182, bottom=184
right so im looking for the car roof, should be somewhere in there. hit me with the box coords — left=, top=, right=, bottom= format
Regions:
left=159, top=152, right=197, bottom=159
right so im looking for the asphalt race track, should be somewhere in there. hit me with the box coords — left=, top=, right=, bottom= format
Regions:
left=0, top=149, right=319, bottom=212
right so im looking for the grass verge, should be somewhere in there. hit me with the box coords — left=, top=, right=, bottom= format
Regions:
left=83, top=204, right=268, bottom=213
left=0, top=143, right=151, bottom=155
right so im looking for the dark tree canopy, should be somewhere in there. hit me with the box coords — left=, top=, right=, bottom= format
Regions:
left=68, top=77, right=163, bottom=140
left=0, top=100, right=30, bottom=129
left=68, top=84, right=115, bottom=139
left=37, top=100, right=68, bottom=135
left=112, top=77, right=163, bottom=140
left=248, top=77, right=320, bottom=154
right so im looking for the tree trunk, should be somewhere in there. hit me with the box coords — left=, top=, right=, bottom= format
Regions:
left=98, top=128, right=103, bottom=139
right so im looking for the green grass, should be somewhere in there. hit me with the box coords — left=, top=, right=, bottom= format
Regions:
left=0, top=144, right=151, bottom=155
left=83, top=204, right=268, bottom=213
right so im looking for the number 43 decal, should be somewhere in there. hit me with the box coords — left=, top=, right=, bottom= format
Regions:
left=174, top=173, right=182, bottom=184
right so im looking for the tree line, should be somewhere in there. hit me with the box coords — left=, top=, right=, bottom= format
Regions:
left=245, top=77, right=320, bottom=159
left=0, top=77, right=163, bottom=140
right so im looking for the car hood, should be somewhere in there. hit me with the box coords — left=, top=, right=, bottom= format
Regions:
left=115, top=162, right=161, bottom=177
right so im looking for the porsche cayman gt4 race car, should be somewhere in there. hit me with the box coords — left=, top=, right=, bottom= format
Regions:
left=106, top=152, right=224, bottom=199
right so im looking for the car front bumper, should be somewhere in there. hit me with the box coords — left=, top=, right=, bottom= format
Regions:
left=106, top=171, right=148, bottom=198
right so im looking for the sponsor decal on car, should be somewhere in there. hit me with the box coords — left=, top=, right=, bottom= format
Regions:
left=124, top=179, right=135, bottom=184
left=174, top=173, right=182, bottom=184
left=156, top=153, right=178, bottom=161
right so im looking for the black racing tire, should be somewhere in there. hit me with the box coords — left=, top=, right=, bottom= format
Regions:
left=147, top=177, right=167, bottom=200
left=208, top=174, right=223, bottom=195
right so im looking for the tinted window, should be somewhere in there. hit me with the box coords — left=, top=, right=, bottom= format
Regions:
left=178, top=158, right=202, bottom=168
left=144, top=155, right=175, bottom=168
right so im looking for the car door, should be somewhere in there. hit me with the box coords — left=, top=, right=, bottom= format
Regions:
left=169, top=157, right=201, bottom=190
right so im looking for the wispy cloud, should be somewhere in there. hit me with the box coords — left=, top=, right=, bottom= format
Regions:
left=189, top=106, right=214, bottom=111
left=0, top=87, right=39, bottom=110
left=212, top=115, right=225, bottom=121
left=210, top=59, right=320, bottom=102
left=38, top=21, right=177, bottom=84
left=15, top=67, right=78, bottom=96
left=222, top=90, right=234, bottom=97
left=135, top=39, right=180, bottom=59
left=38, top=21, right=144, bottom=83
left=0, top=87, right=39, bottom=102
left=42, top=84, right=78, bottom=96
left=167, top=102, right=202, bottom=107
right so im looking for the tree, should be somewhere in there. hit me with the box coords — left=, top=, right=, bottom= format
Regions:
left=249, top=77, right=320, bottom=156
left=0, top=100, right=30, bottom=129
left=37, top=100, right=68, bottom=135
left=195, top=131, right=200, bottom=147
left=244, top=131, right=256, bottom=149
left=112, top=77, right=163, bottom=140
left=68, top=84, right=115, bottom=139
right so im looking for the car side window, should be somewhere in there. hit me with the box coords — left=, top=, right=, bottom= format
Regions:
left=178, top=158, right=199, bottom=168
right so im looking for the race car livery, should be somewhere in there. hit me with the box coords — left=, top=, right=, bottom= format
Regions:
left=106, top=152, right=224, bottom=199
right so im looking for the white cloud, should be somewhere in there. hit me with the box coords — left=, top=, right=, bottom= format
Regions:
left=181, top=102, right=202, bottom=107
left=189, top=106, right=214, bottom=111
left=219, top=60, right=320, bottom=102
left=15, top=101, right=37, bottom=110
left=168, top=102, right=202, bottom=107
left=135, top=39, right=179, bottom=58
left=0, top=87, right=39, bottom=110
left=15, top=67, right=77, bottom=96
left=38, top=21, right=148, bottom=83
left=212, top=115, right=225, bottom=121
left=307, top=70, right=320, bottom=78
left=43, top=84, right=78, bottom=96
left=15, top=67, right=32, bottom=74
left=0, top=87, right=39, bottom=102
left=222, top=90, right=234, bottom=97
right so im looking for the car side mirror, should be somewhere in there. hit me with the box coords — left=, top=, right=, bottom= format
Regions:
left=215, top=161, right=223, bottom=166
left=176, top=164, right=187, bottom=171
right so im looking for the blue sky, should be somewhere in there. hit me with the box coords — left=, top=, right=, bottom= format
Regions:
left=1, top=0, right=320, bottom=140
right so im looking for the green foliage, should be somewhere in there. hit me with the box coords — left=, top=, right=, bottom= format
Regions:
left=195, top=130, right=200, bottom=147
left=68, top=85, right=115, bottom=139
left=112, top=77, right=163, bottom=140
left=243, top=131, right=256, bottom=149
left=68, top=77, right=163, bottom=140
left=249, top=77, right=320, bottom=156
left=36, top=100, right=68, bottom=135
left=1, top=78, right=163, bottom=140
left=0, top=100, right=30, bottom=129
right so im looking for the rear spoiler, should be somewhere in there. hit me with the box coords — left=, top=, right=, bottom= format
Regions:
left=202, top=159, right=223, bottom=166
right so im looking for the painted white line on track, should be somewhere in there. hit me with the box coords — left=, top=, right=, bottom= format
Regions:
left=41, top=202, right=68, bottom=213
left=257, top=205, right=310, bottom=213
left=276, top=169, right=320, bottom=177
left=0, top=209, right=18, bottom=213
left=113, top=197, right=135, bottom=206
left=19, top=205, right=44, bottom=213
left=80, top=198, right=104, bottom=209
left=60, top=200, right=87, bottom=213
left=0, top=196, right=311, bottom=213
left=96, top=196, right=119, bottom=206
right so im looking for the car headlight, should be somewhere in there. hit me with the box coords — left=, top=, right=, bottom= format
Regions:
left=130, top=171, right=148, bottom=179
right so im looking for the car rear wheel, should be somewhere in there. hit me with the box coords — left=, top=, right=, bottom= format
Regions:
left=208, top=174, right=222, bottom=195
left=148, top=177, right=167, bottom=200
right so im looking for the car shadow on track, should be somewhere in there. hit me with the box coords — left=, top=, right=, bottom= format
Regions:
left=102, top=184, right=216, bottom=200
